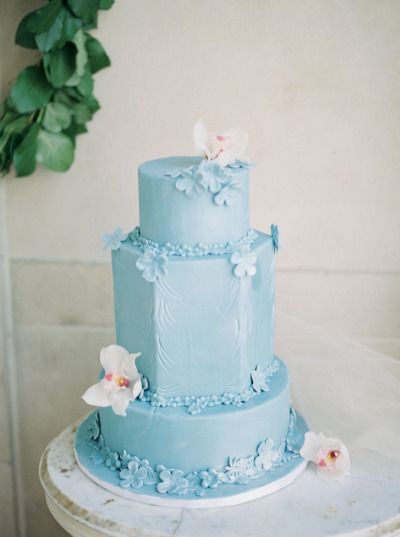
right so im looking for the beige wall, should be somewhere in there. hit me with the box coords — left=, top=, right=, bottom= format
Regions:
left=1, top=1, right=399, bottom=536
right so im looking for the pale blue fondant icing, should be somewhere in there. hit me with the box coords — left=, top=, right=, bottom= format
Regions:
left=112, top=232, right=275, bottom=398
left=92, top=359, right=291, bottom=475
left=271, top=224, right=279, bottom=253
left=128, top=226, right=258, bottom=257
left=77, top=404, right=302, bottom=498
left=138, top=359, right=280, bottom=415
left=139, top=157, right=249, bottom=246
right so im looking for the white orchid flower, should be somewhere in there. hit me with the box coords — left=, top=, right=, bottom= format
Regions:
left=82, top=345, right=142, bottom=417
left=300, top=431, right=350, bottom=482
left=193, top=119, right=248, bottom=167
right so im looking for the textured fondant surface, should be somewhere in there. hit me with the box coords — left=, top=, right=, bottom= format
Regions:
left=139, top=157, right=249, bottom=245
left=97, top=358, right=290, bottom=473
left=112, top=232, right=275, bottom=398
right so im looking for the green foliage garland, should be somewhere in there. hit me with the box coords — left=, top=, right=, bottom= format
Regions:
left=0, top=0, right=114, bottom=177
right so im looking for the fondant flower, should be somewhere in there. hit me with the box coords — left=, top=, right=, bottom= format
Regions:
left=194, top=159, right=228, bottom=193
left=136, top=249, right=168, bottom=282
left=175, top=168, right=205, bottom=198
left=251, top=365, right=270, bottom=393
left=271, top=224, right=279, bottom=253
left=101, top=227, right=128, bottom=251
left=214, top=180, right=242, bottom=207
left=300, top=432, right=350, bottom=482
left=119, top=460, right=147, bottom=488
left=82, top=345, right=142, bottom=417
left=199, top=468, right=224, bottom=489
left=156, top=468, right=189, bottom=495
left=224, top=456, right=256, bottom=484
left=230, top=246, right=257, bottom=278
left=227, top=159, right=254, bottom=169
left=193, top=119, right=248, bottom=167
left=254, top=439, right=282, bottom=470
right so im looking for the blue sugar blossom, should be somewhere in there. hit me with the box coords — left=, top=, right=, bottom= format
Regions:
left=102, top=227, right=128, bottom=251
left=104, top=451, right=121, bottom=471
left=136, top=249, right=168, bottom=282
left=199, top=468, right=224, bottom=489
left=270, top=224, right=279, bottom=253
left=230, top=246, right=257, bottom=278
left=214, top=180, right=242, bottom=207
left=224, top=455, right=258, bottom=485
left=254, top=439, right=282, bottom=470
left=227, top=159, right=254, bottom=169
left=194, top=160, right=230, bottom=193
left=119, top=460, right=148, bottom=489
left=175, top=168, right=205, bottom=198
left=156, top=468, right=189, bottom=495
left=251, top=365, right=271, bottom=394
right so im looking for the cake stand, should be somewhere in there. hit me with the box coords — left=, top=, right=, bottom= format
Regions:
left=39, top=421, right=400, bottom=537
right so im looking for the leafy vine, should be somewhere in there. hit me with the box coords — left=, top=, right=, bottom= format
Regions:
left=0, top=0, right=114, bottom=177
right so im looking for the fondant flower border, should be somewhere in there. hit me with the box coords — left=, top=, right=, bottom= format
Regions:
left=86, top=408, right=302, bottom=497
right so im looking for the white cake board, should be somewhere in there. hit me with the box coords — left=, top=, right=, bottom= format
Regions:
left=40, top=421, right=400, bottom=537
left=74, top=412, right=308, bottom=508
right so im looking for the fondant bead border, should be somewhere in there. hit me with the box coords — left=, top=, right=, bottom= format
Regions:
left=128, top=226, right=258, bottom=257
left=139, top=359, right=280, bottom=415
left=81, top=407, right=304, bottom=499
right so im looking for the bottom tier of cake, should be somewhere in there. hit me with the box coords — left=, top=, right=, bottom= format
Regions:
left=75, top=358, right=307, bottom=507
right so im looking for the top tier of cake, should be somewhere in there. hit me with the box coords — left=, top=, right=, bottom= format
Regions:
left=138, top=156, right=250, bottom=246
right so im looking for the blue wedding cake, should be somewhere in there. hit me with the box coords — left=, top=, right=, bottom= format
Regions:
left=75, top=121, right=308, bottom=507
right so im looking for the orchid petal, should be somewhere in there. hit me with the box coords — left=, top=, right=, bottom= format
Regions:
left=100, top=344, right=129, bottom=371
left=82, top=382, right=111, bottom=407
left=193, top=119, right=211, bottom=157
left=110, top=390, right=132, bottom=417
left=121, top=353, right=141, bottom=380
left=131, top=378, right=143, bottom=400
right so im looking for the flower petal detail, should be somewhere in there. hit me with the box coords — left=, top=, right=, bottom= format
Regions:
left=193, top=119, right=211, bottom=158
left=300, top=431, right=350, bottom=483
left=110, top=390, right=132, bottom=417
left=82, top=383, right=111, bottom=407
left=100, top=344, right=129, bottom=371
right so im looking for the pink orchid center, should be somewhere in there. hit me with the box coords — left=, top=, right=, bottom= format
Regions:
left=104, top=368, right=130, bottom=390
left=318, top=449, right=340, bottom=468
left=209, top=134, right=233, bottom=160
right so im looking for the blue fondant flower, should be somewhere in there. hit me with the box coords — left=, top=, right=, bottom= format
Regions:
left=105, top=451, right=121, bottom=471
left=271, top=224, right=279, bottom=253
left=119, top=460, right=148, bottom=488
left=227, top=159, right=254, bottom=169
left=89, top=449, right=105, bottom=465
left=254, top=439, right=282, bottom=470
left=194, top=159, right=229, bottom=193
left=156, top=468, right=189, bottom=495
left=175, top=168, right=205, bottom=198
left=251, top=365, right=270, bottom=394
left=102, top=227, right=128, bottom=251
left=230, top=246, right=257, bottom=278
left=136, top=249, right=168, bottom=282
left=199, top=468, right=224, bottom=489
left=214, top=180, right=242, bottom=207
left=224, top=456, right=257, bottom=485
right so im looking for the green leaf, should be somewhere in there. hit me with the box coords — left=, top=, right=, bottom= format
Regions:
left=77, top=70, right=94, bottom=96
left=72, top=103, right=93, bottom=124
left=46, top=42, right=77, bottom=88
left=65, top=30, right=88, bottom=87
left=64, top=120, right=88, bottom=142
left=85, top=34, right=110, bottom=73
left=26, top=0, right=63, bottom=34
left=67, top=0, right=99, bottom=24
left=43, top=103, right=72, bottom=133
left=13, top=123, right=40, bottom=177
left=99, top=0, right=115, bottom=9
left=10, top=66, right=53, bottom=113
left=61, top=10, right=82, bottom=42
left=4, top=115, right=31, bottom=135
left=36, top=129, right=74, bottom=171
left=15, top=12, right=39, bottom=49
left=35, top=11, right=64, bottom=52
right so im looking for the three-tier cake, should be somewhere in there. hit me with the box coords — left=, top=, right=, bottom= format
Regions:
left=75, top=121, right=308, bottom=507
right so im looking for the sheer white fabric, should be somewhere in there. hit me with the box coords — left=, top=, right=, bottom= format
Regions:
left=275, top=313, right=400, bottom=465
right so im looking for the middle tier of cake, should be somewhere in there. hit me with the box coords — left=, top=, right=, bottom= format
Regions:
left=112, top=230, right=275, bottom=399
